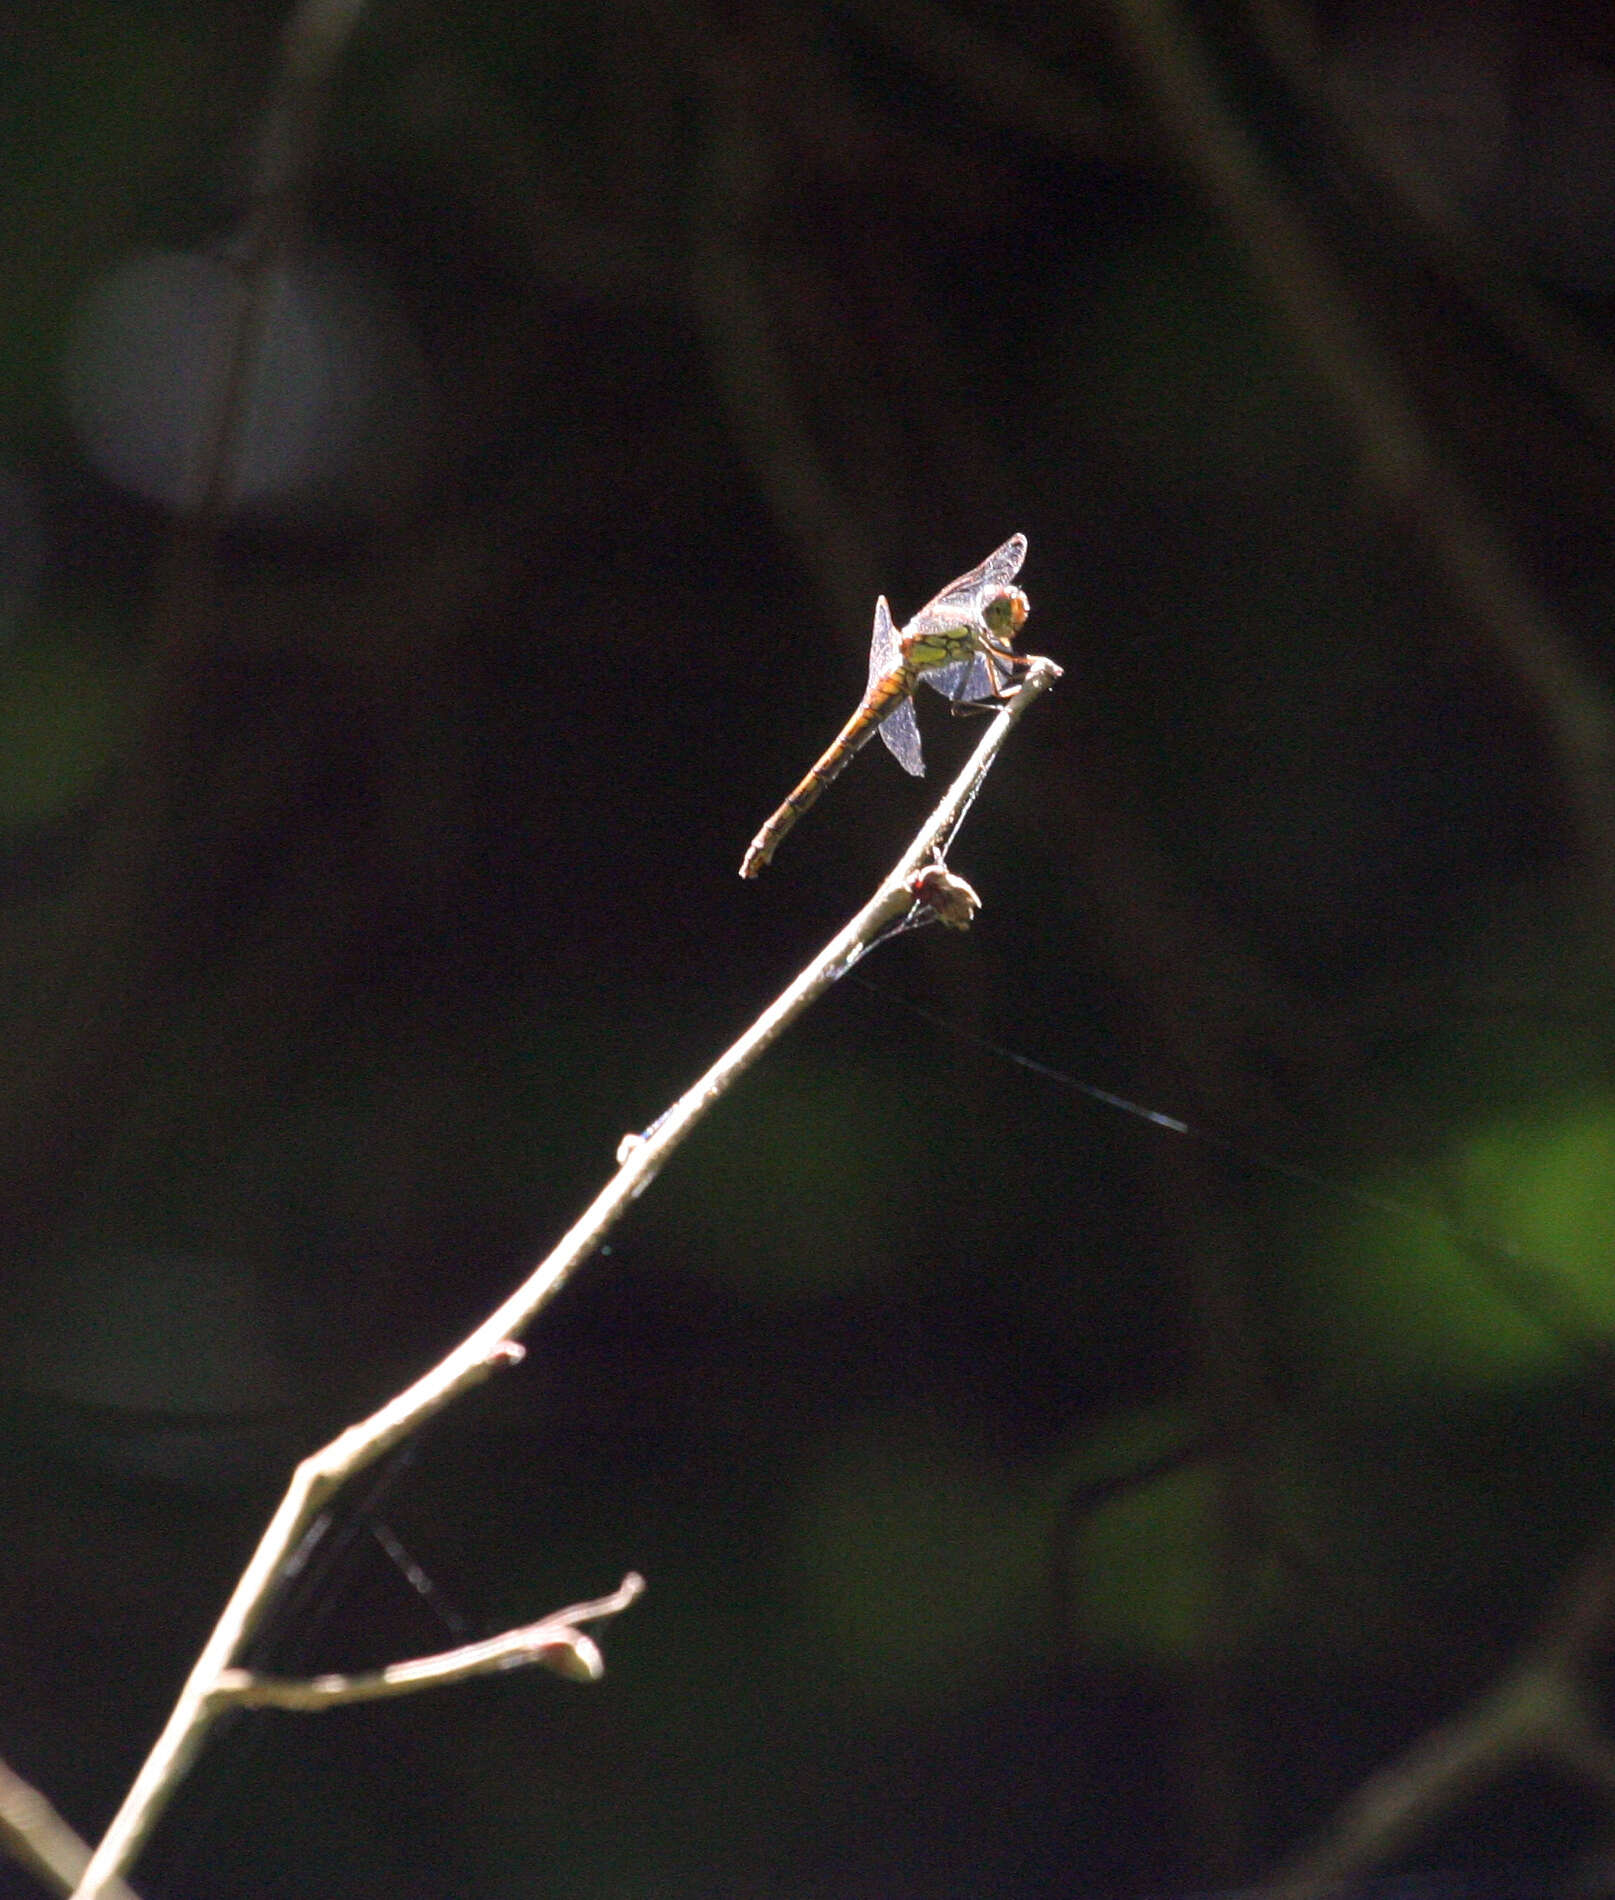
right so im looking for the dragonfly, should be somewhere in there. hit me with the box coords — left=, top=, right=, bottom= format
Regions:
left=739, top=533, right=1032, bottom=877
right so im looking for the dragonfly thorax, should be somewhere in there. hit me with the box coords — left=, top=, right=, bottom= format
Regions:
left=903, top=622, right=987, bottom=670
left=902, top=586, right=1029, bottom=673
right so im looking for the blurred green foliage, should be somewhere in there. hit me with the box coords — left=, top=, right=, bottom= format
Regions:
left=791, top=1412, right=1057, bottom=1707
left=1050, top=1403, right=1221, bottom=1665
left=0, top=617, right=135, bottom=824
left=1295, top=1101, right=1615, bottom=1394
left=1458, top=1105, right=1615, bottom=1331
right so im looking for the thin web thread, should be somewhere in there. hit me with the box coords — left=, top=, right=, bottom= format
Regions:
left=849, top=975, right=1604, bottom=1354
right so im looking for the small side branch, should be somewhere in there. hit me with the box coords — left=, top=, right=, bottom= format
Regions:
left=1256, top=1511, right=1615, bottom=1900
left=214, top=1573, right=645, bottom=1710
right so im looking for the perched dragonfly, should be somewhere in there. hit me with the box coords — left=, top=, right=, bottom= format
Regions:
left=740, top=533, right=1032, bottom=877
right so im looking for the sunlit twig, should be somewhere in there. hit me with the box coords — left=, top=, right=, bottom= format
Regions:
left=0, top=1756, right=141, bottom=1900
left=69, top=656, right=1060, bottom=1900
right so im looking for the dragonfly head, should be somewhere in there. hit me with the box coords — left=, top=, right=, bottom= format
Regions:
left=984, top=587, right=1030, bottom=642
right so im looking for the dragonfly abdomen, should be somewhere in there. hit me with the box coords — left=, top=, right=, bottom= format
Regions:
left=738, top=667, right=917, bottom=877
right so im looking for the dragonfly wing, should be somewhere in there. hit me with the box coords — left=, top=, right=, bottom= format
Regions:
left=865, top=595, right=901, bottom=699
left=973, top=531, right=1028, bottom=595
left=922, top=653, right=1001, bottom=705
left=908, top=534, right=1028, bottom=633
left=878, top=694, right=926, bottom=775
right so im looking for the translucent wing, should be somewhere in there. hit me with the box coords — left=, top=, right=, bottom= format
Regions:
left=904, top=533, right=1027, bottom=636
left=922, top=652, right=1001, bottom=706
left=879, top=695, right=925, bottom=775
left=866, top=594, right=926, bottom=774
left=864, top=595, right=900, bottom=699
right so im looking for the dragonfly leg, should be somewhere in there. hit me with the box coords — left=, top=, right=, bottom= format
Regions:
left=950, top=651, right=1033, bottom=717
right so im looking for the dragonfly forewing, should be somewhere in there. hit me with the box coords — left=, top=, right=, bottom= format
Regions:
left=908, top=533, right=1027, bottom=635
left=867, top=594, right=925, bottom=774
left=865, top=596, right=900, bottom=698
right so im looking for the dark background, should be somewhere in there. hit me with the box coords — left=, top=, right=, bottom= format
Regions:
left=5, top=1, right=1615, bottom=1894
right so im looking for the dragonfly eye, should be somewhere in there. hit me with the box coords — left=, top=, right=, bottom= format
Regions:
left=985, top=589, right=1030, bottom=638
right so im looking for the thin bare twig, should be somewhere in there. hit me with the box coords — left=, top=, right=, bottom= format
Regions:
left=214, top=1573, right=645, bottom=1709
left=0, top=1757, right=141, bottom=1900
left=162, top=0, right=371, bottom=565
left=1256, top=1510, right=1615, bottom=1900
left=69, top=655, right=1060, bottom=1900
